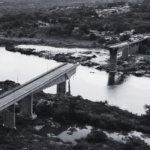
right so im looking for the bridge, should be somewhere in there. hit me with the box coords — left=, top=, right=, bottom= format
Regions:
left=106, top=35, right=150, bottom=71
left=0, top=63, right=79, bottom=128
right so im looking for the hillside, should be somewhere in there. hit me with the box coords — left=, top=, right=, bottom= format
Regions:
left=0, top=0, right=144, bottom=6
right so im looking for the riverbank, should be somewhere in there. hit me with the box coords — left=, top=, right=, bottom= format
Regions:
left=4, top=44, right=150, bottom=78
left=0, top=36, right=103, bottom=49
left=0, top=80, right=150, bottom=150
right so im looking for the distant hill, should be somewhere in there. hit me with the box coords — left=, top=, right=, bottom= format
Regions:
left=0, top=0, right=144, bottom=4
left=0, top=0, right=144, bottom=12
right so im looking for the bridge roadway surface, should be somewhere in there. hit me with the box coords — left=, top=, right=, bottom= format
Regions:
left=0, top=63, right=78, bottom=111
left=107, top=36, right=150, bottom=49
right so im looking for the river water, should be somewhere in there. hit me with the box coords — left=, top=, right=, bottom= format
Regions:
left=0, top=46, right=150, bottom=115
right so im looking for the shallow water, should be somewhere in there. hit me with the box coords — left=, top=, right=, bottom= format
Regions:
left=39, top=124, right=150, bottom=145
left=0, top=46, right=150, bottom=114
left=105, top=130, right=150, bottom=145
left=17, top=44, right=99, bottom=54
left=40, top=124, right=92, bottom=142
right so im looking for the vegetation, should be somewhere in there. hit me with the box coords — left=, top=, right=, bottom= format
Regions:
left=0, top=0, right=149, bottom=46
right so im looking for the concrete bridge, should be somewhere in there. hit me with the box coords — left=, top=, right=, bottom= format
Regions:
left=107, top=35, right=150, bottom=71
left=0, top=63, right=79, bottom=129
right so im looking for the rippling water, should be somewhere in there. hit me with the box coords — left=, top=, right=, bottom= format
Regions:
left=0, top=46, right=150, bottom=114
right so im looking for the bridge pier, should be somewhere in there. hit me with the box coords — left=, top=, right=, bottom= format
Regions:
left=128, top=44, right=132, bottom=56
left=136, top=43, right=140, bottom=53
left=20, top=95, right=37, bottom=119
left=109, top=48, right=118, bottom=71
left=68, top=80, right=71, bottom=96
left=122, top=47, right=129, bottom=58
left=57, top=81, right=66, bottom=96
left=108, top=72, right=116, bottom=85
left=3, top=104, right=16, bottom=129
left=131, top=43, right=135, bottom=54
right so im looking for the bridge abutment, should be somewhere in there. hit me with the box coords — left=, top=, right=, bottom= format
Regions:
left=3, top=104, right=16, bottom=129
left=20, top=95, right=37, bottom=119
left=57, top=81, right=66, bottom=96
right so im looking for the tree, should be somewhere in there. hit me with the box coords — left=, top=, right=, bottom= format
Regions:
left=97, top=24, right=104, bottom=31
left=115, top=24, right=125, bottom=33
left=7, top=30, right=12, bottom=36
left=144, top=105, right=150, bottom=117
left=12, top=21, right=21, bottom=28
left=2, top=22, right=13, bottom=30
left=120, top=34, right=131, bottom=41
left=41, top=15, right=49, bottom=22
left=29, top=33, right=35, bottom=38
left=98, top=36, right=105, bottom=43
left=138, top=45, right=149, bottom=54
left=18, top=32, right=24, bottom=38
left=89, top=33, right=97, bottom=40
left=79, top=25, right=89, bottom=34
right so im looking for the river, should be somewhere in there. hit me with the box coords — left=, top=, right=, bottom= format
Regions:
left=0, top=46, right=150, bottom=115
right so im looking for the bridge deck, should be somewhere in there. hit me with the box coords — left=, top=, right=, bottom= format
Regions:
left=0, top=63, right=79, bottom=111
left=107, top=36, right=150, bottom=49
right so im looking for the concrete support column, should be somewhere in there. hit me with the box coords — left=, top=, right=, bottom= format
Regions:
left=20, top=95, right=37, bottom=119
left=68, top=80, right=71, bottom=96
left=57, top=81, right=66, bottom=96
left=128, top=44, right=132, bottom=56
left=3, top=104, right=16, bottom=129
left=108, top=72, right=116, bottom=85
left=130, top=45, right=134, bottom=54
left=122, top=47, right=129, bottom=58
left=109, top=48, right=118, bottom=71
left=136, top=43, right=140, bottom=53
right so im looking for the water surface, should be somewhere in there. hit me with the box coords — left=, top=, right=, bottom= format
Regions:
left=0, top=46, right=150, bottom=114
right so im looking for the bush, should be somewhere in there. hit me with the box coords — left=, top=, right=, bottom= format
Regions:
left=120, top=34, right=131, bottom=41
left=138, top=45, right=149, bottom=54
left=29, top=33, right=35, bottom=38
left=18, top=32, right=24, bottom=38
left=86, top=130, right=108, bottom=143
left=144, top=105, right=150, bottom=116
left=89, top=33, right=97, bottom=40
left=122, top=136, right=149, bottom=150
left=98, top=36, right=105, bottom=43
left=73, top=142, right=89, bottom=150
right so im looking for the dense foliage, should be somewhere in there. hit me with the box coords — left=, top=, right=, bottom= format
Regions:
left=0, top=1, right=149, bottom=43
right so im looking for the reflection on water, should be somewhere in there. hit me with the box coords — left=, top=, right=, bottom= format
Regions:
left=40, top=124, right=92, bottom=142
left=108, top=72, right=127, bottom=86
left=40, top=124, right=150, bottom=145
left=105, top=130, right=150, bottom=145
left=0, top=46, right=150, bottom=114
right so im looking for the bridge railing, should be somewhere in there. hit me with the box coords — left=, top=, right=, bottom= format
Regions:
left=107, top=36, right=150, bottom=49
left=107, top=41, right=128, bottom=48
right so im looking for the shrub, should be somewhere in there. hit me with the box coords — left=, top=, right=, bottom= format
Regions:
left=29, top=33, right=35, bottom=38
left=73, top=142, right=89, bottom=150
left=120, top=34, right=131, bottom=41
left=86, top=130, right=108, bottom=143
left=89, top=33, right=97, bottom=40
left=98, top=36, right=105, bottom=43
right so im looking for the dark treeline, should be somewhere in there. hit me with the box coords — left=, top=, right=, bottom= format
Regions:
left=0, top=1, right=150, bottom=40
